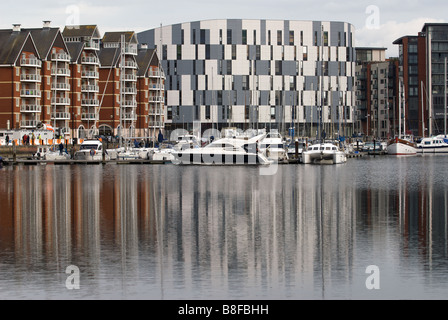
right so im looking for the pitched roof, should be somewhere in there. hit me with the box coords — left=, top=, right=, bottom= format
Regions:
left=0, top=30, right=38, bottom=65
left=21, top=27, right=66, bottom=60
left=63, top=25, right=101, bottom=38
left=66, top=42, right=85, bottom=63
left=102, top=31, right=137, bottom=44
left=98, top=47, right=121, bottom=67
left=136, top=48, right=159, bottom=77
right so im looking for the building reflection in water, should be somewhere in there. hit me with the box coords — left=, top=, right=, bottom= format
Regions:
left=0, top=157, right=447, bottom=299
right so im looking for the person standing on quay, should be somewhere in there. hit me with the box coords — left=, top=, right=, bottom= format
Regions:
left=5, top=135, right=9, bottom=146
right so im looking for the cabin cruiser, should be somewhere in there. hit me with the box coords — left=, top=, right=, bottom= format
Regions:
left=74, top=139, right=110, bottom=161
left=387, top=135, right=417, bottom=156
left=171, top=134, right=272, bottom=165
left=259, top=131, right=289, bottom=162
left=302, top=140, right=347, bottom=164
left=416, top=135, right=448, bottom=153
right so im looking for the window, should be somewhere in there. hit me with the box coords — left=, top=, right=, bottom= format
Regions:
left=303, top=46, right=308, bottom=61
left=268, top=30, right=271, bottom=46
left=177, top=45, right=182, bottom=60
left=271, top=106, right=276, bottom=120
left=205, top=105, right=210, bottom=120
left=277, top=30, right=282, bottom=45
left=253, top=30, right=256, bottom=45
left=227, top=29, right=232, bottom=44
left=323, top=31, right=328, bottom=46
left=289, top=31, right=294, bottom=45
left=300, top=31, right=303, bottom=46
left=242, top=29, right=247, bottom=45
left=200, top=29, right=206, bottom=44
left=232, top=45, right=237, bottom=60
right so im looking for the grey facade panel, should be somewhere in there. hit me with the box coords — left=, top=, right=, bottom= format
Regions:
left=227, top=19, right=242, bottom=44
left=282, top=61, right=297, bottom=76
left=313, top=21, right=323, bottom=47
left=256, top=60, right=269, bottom=75
left=172, top=24, right=182, bottom=45
left=260, top=20, right=266, bottom=45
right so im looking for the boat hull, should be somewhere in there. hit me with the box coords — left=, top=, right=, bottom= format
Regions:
left=387, top=139, right=417, bottom=156
left=172, top=151, right=270, bottom=165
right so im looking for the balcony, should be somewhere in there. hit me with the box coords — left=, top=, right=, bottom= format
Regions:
left=81, top=99, right=100, bottom=106
left=51, top=82, right=71, bottom=91
left=21, top=58, right=42, bottom=68
left=20, top=104, right=42, bottom=113
left=149, top=84, right=165, bottom=90
left=51, top=97, right=71, bottom=105
left=121, top=113, right=137, bottom=121
left=21, top=89, right=41, bottom=97
left=20, top=120, right=39, bottom=128
left=121, top=100, right=137, bottom=107
left=51, top=68, right=71, bottom=77
left=149, top=96, right=164, bottom=103
left=52, top=53, right=71, bottom=62
left=81, top=56, right=100, bottom=65
left=84, top=40, right=100, bottom=51
left=121, top=74, right=137, bottom=82
left=20, top=74, right=41, bottom=82
left=148, top=71, right=164, bottom=78
left=81, top=113, right=99, bottom=121
left=81, top=85, right=99, bottom=92
left=124, top=47, right=138, bottom=55
left=51, top=112, right=71, bottom=120
left=121, top=87, right=137, bottom=94
left=120, top=61, right=138, bottom=69
left=148, top=121, right=165, bottom=128
left=82, top=71, right=99, bottom=79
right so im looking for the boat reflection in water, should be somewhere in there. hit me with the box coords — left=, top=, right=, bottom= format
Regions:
left=0, top=155, right=448, bottom=299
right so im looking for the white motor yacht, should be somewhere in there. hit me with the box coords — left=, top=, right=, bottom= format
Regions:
left=302, top=141, right=347, bottom=164
left=417, top=135, right=448, bottom=153
left=74, top=140, right=110, bottom=161
left=259, top=131, right=289, bottom=162
left=171, top=134, right=272, bottom=165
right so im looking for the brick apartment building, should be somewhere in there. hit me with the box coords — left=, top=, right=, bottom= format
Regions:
left=0, top=22, right=165, bottom=142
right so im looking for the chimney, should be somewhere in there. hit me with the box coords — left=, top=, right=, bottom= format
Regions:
left=12, top=24, right=21, bottom=32
left=43, top=21, right=51, bottom=29
left=141, top=43, right=148, bottom=50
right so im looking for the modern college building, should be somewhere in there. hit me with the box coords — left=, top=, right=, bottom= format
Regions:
left=138, top=19, right=357, bottom=138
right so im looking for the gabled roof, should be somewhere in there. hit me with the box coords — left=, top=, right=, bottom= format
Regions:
left=0, top=30, right=40, bottom=65
left=98, top=47, right=121, bottom=67
left=66, top=42, right=85, bottom=63
left=63, top=25, right=101, bottom=39
left=21, top=27, right=68, bottom=60
left=136, top=48, right=159, bottom=77
left=102, top=31, right=138, bottom=44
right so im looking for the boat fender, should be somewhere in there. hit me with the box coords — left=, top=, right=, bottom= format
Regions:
left=90, top=149, right=96, bottom=157
left=266, top=149, right=270, bottom=157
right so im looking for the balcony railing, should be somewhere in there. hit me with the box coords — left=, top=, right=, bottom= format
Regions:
left=81, top=113, right=99, bottom=121
left=84, top=40, right=100, bottom=50
left=124, top=47, right=138, bottom=55
left=20, top=89, right=41, bottom=97
left=149, top=84, right=165, bottom=90
left=148, top=121, right=165, bottom=128
left=121, top=87, right=137, bottom=94
left=148, top=96, right=164, bottom=103
left=148, top=71, right=164, bottom=78
left=121, top=113, right=137, bottom=121
left=51, top=83, right=71, bottom=91
left=51, top=97, right=71, bottom=105
left=20, top=104, right=42, bottom=113
left=52, top=53, right=71, bottom=62
left=20, top=120, right=39, bottom=128
left=20, top=74, right=41, bottom=82
left=81, top=99, right=100, bottom=106
left=21, top=58, right=42, bottom=67
left=81, top=56, right=100, bottom=65
left=82, top=71, right=99, bottom=79
left=51, top=68, right=71, bottom=77
left=121, top=100, right=137, bottom=107
left=121, top=74, right=137, bottom=81
left=81, top=85, right=99, bottom=92
left=120, top=61, right=138, bottom=69
left=51, top=112, right=71, bottom=120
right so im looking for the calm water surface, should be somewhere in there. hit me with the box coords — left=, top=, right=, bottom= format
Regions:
left=0, top=155, right=447, bottom=300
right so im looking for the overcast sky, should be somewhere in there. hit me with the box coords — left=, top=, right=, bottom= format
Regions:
left=1, top=0, right=446, bottom=57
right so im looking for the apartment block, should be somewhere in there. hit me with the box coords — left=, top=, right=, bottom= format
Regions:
left=138, top=19, right=357, bottom=138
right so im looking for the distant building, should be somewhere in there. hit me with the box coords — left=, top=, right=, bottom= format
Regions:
left=355, top=47, right=400, bottom=139
left=138, top=19, right=357, bottom=138
left=393, top=23, right=448, bottom=137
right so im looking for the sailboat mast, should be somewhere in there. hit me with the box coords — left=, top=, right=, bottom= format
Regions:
left=445, top=57, right=447, bottom=136
left=421, top=81, right=425, bottom=138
